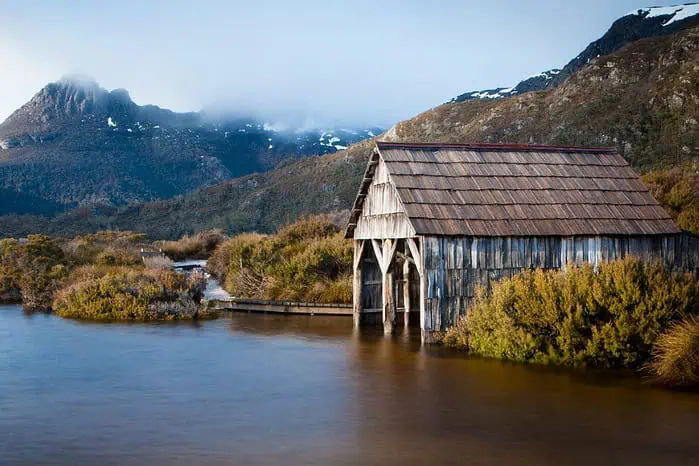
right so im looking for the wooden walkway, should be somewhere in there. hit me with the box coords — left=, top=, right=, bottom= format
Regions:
left=207, top=298, right=353, bottom=317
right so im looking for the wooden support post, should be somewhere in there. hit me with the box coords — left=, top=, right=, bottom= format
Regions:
left=418, top=236, right=427, bottom=343
left=382, top=238, right=397, bottom=335
left=384, top=270, right=394, bottom=335
left=403, top=258, right=411, bottom=329
left=353, top=240, right=365, bottom=328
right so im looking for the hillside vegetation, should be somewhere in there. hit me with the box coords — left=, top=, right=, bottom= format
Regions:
left=641, top=162, right=699, bottom=233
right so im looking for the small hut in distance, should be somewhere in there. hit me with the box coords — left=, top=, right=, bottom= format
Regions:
left=345, top=142, right=698, bottom=342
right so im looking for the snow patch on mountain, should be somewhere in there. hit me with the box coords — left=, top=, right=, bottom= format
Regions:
left=526, top=69, right=561, bottom=80
left=628, top=4, right=699, bottom=26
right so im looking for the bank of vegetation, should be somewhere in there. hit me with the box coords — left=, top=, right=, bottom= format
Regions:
left=0, top=231, right=212, bottom=320
left=208, top=216, right=353, bottom=304
left=54, top=266, right=211, bottom=321
left=443, top=259, right=699, bottom=388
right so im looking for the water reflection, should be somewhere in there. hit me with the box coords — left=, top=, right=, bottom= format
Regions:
left=226, top=312, right=353, bottom=341
left=0, top=306, right=697, bottom=466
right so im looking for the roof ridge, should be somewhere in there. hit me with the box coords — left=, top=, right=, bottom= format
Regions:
left=376, top=141, right=618, bottom=154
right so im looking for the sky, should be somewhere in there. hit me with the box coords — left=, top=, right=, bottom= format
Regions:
left=0, top=0, right=667, bottom=127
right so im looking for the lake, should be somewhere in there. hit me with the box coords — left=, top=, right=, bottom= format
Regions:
left=0, top=304, right=697, bottom=465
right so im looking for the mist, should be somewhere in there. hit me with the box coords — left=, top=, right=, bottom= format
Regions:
left=0, top=0, right=659, bottom=127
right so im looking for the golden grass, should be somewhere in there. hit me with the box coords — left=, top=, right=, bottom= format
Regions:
left=645, top=316, right=699, bottom=388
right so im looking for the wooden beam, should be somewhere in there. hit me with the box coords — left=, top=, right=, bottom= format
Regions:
left=353, top=240, right=364, bottom=329
left=403, top=258, right=411, bottom=329
left=383, top=238, right=398, bottom=273
left=382, top=238, right=398, bottom=335
left=407, top=237, right=422, bottom=276
left=353, top=240, right=365, bottom=271
left=419, top=236, right=427, bottom=340
left=396, top=251, right=415, bottom=266
left=371, top=239, right=385, bottom=274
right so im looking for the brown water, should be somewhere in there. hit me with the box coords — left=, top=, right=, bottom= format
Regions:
left=0, top=305, right=697, bottom=466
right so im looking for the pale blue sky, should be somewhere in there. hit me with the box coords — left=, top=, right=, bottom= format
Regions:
left=0, top=0, right=665, bottom=126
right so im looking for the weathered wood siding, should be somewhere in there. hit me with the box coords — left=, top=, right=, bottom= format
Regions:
left=354, top=158, right=415, bottom=240
left=423, top=233, right=699, bottom=333
left=358, top=244, right=383, bottom=325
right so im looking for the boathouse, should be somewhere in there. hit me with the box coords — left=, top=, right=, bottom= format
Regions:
left=345, top=142, right=698, bottom=342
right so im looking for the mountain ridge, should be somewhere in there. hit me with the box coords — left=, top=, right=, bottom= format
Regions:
left=0, top=77, right=381, bottom=215
left=450, top=3, right=699, bottom=103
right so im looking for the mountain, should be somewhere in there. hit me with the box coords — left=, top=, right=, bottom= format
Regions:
left=388, top=22, right=699, bottom=170
left=450, top=3, right=699, bottom=103
left=0, top=76, right=381, bottom=215
left=1, top=6, right=698, bottom=239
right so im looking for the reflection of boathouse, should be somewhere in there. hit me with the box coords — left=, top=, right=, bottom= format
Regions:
left=345, top=142, right=698, bottom=342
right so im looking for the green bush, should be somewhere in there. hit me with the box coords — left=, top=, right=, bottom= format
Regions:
left=16, top=235, right=68, bottom=311
left=62, top=230, right=146, bottom=266
left=0, top=239, right=22, bottom=303
left=210, top=217, right=353, bottom=303
left=645, top=316, right=699, bottom=387
left=444, top=259, right=699, bottom=369
left=93, top=247, right=142, bottom=267
left=54, top=266, right=212, bottom=321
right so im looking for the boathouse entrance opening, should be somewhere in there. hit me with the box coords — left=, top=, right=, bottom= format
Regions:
left=354, top=238, right=421, bottom=332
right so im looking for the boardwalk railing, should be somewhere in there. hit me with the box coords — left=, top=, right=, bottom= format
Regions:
left=207, top=298, right=352, bottom=316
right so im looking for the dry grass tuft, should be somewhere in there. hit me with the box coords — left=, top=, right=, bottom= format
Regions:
left=645, top=316, right=699, bottom=388
left=157, top=230, right=226, bottom=261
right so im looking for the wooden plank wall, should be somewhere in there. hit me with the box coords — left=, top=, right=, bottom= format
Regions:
left=423, top=233, right=699, bottom=333
left=354, top=158, right=415, bottom=240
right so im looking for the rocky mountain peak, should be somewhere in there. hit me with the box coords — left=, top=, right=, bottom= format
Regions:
left=0, top=77, right=147, bottom=137
left=0, top=76, right=111, bottom=133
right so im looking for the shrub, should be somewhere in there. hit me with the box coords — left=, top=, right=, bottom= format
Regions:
left=157, top=229, right=226, bottom=261
left=645, top=316, right=699, bottom=387
left=93, top=247, right=142, bottom=267
left=444, top=258, right=699, bottom=369
left=210, top=217, right=353, bottom=303
left=17, top=235, right=67, bottom=311
left=62, top=230, right=146, bottom=266
left=54, top=266, right=211, bottom=321
left=0, top=239, right=22, bottom=303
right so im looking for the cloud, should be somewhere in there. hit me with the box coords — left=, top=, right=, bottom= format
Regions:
left=0, top=0, right=654, bottom=128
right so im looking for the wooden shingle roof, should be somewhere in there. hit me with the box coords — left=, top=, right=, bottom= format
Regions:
left=345, top=142, right=679, bottom=238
